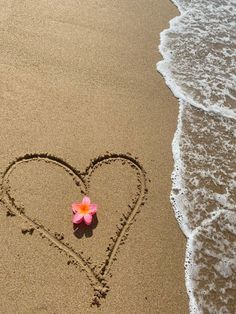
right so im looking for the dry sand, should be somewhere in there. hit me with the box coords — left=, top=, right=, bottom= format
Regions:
left=0, top=1, right=188, bottom=313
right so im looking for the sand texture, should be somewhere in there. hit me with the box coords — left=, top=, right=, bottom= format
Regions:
left=0, top=1, right=188, bottom=313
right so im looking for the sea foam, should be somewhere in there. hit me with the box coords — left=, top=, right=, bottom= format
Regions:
left=157, top=0, right=236, bottom=313
left=158, top=0, right=236, bottom=119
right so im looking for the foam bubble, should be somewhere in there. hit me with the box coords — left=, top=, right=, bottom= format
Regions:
left=157, top=0, right=236, bottom=119
left=157, top=0, right=236, bottom=312
left=172, top=103, right=236, bottom=235
left=186, top=210, right=236, bottom=314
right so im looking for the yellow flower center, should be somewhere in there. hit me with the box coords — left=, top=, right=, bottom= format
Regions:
left=79, top=203, right=90, bottom=215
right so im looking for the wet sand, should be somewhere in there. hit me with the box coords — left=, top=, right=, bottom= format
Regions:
left=0, top=1, right=188, bottom=313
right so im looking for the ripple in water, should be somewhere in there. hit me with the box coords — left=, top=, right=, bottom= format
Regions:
left=157, top=0, right=236, bottom=313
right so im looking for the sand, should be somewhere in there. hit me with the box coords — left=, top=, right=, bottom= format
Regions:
left=0, top=1, right=188, bottom=313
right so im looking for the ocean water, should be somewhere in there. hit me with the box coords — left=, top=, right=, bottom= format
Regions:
left=157, top=0, right=236, bottom=313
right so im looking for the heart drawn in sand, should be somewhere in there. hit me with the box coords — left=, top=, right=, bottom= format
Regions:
left=0, top=153, right=148, bottom=306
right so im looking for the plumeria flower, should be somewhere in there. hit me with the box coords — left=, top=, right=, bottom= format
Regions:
left=71, top=196, right=97, bottom=226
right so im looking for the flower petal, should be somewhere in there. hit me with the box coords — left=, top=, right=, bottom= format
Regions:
left=89, top=204, right=97, bottom=215
left=84, top=214, right=93, bottom=225
left=72, top=202, right=81, bottom=214
left=72, top=213, right=83, bottom=224
left=82, top=196, right=90, bottom=205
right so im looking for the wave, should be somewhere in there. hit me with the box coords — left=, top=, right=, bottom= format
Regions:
left=157, top=0, right=236, bottom=313
left=158, top=0, right=236, bottom=119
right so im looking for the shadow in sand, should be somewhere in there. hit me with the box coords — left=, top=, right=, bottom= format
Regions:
left=73, top=215, right=98, bottom=239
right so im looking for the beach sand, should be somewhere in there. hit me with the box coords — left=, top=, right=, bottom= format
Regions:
left=0, top=1, right=189, bottom=313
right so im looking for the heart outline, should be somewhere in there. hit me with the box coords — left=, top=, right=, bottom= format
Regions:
left=0, top=153, right=148, bottom=306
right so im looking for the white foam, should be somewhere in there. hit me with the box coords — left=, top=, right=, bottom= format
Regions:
left=170, top=101, right=192, bottom=236
left=157, top=0, right=236, bottom=120
left=157, top=0, right=236, bottom=312
left=171, top=103, right=236, bottom=235
left=185, top=210, right=236, bottom=314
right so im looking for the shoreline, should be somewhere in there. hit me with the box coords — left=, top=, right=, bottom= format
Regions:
left=157, top=0, right=236, bottom=312
left=0, top=1, right=189, bottom=313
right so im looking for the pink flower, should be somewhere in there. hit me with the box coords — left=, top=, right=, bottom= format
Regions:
left=71, top=196, right=97, bottom=225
